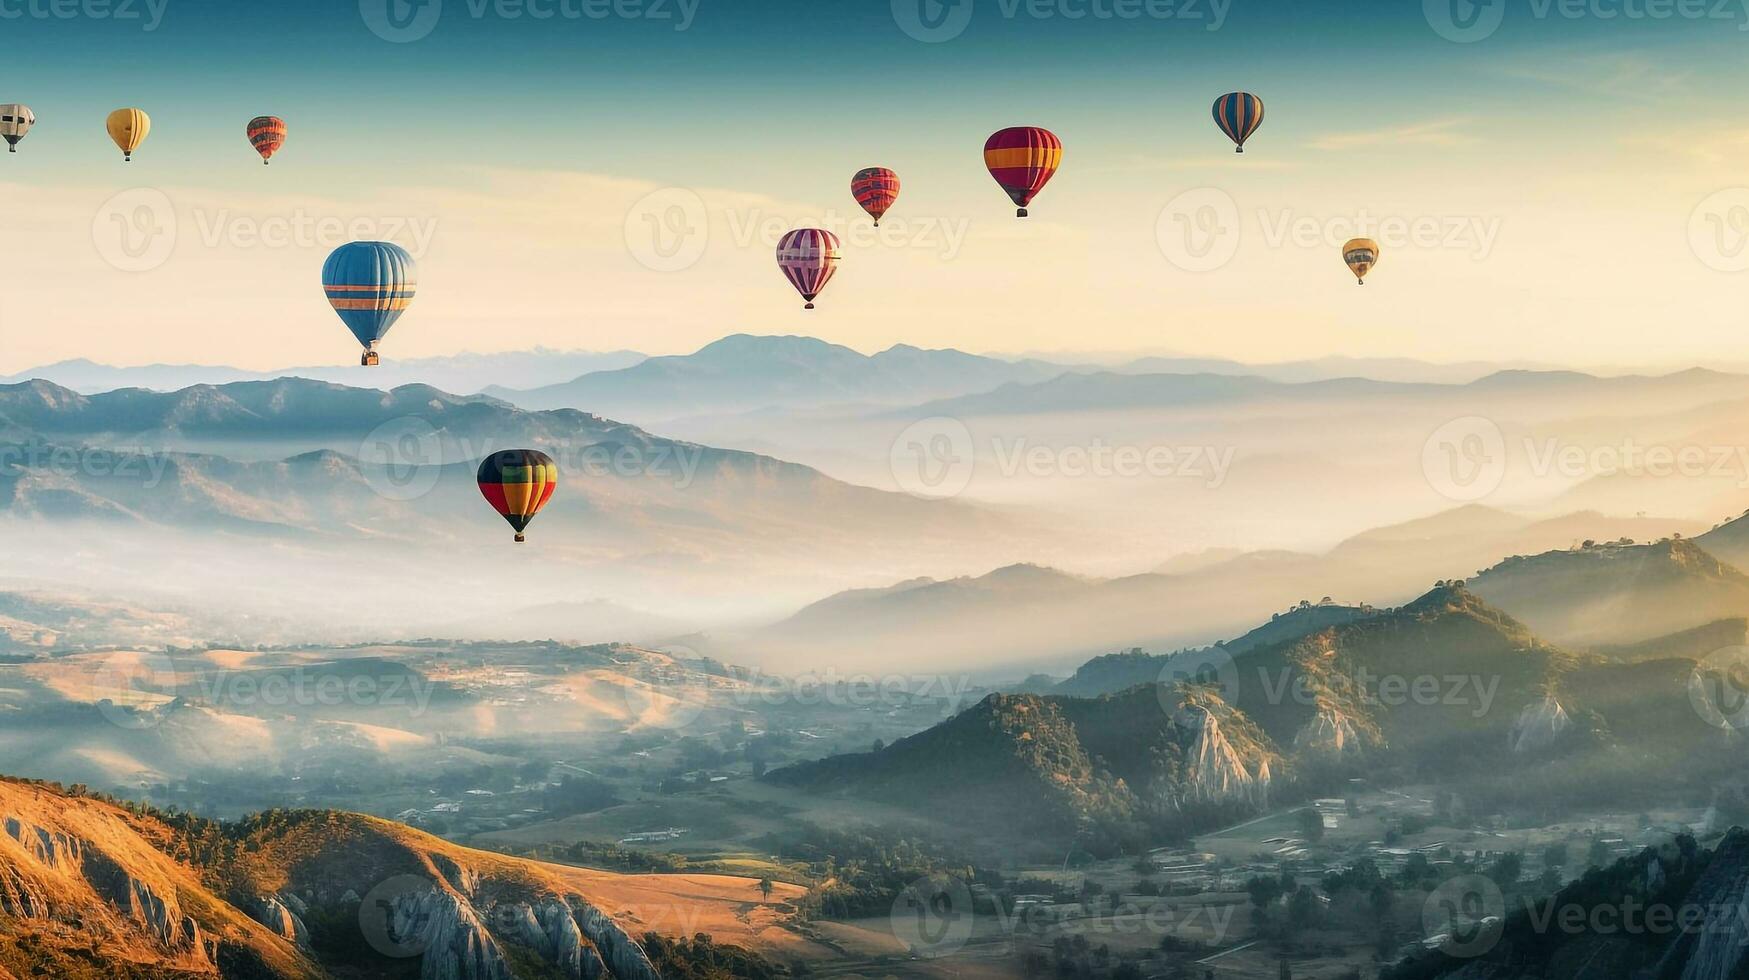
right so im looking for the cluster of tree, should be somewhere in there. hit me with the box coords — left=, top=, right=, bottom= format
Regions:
left=760, top=823, right=994, bottom=921
left=639, top=932, right=793, bottom=980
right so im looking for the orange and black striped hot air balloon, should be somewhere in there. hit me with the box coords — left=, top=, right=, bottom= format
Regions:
left=477, top=449, right=558, bottom=543
left=984, top=127, right=1062, bottom=218
left=1212, top=93, right=1265, bottom=153
left=247, top=115, right=286, bottom=165
left=851, top=167, right=900, bottom=226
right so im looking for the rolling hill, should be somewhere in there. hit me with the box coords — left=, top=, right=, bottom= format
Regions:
left=0, top=775, right=793, bottom=979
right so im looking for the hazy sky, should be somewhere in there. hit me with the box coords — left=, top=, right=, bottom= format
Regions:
left=2, top=0, right=1748, bottom=371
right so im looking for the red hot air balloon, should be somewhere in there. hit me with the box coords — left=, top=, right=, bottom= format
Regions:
left=247, top=116, right=286, bottom=165
left=851, top=167, right=901, bottom=226
left=984, top=127, right=1062, bottom=218
left=775, top=229, right=841, bottom=310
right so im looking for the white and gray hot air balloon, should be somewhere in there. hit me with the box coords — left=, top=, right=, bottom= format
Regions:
left=0, top=105, right=34, bottom=153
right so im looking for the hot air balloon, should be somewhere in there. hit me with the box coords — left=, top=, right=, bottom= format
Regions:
left=0, top=105, right=34, bottom=153
left=776, top=229, right=841, bottom=310
left=984, top=127, right=1062, bottom=218
left=477, top=449, right=558, bottom=543
left=1212, top=92, right=1264, bottom=153
left=247, top=115, right=286, bottom=165
left=322, top=241, right=417, bottom=365
left=106, top=108, right=149, bottom=161
left=852, top=167, right=901, bottom=227
left=1342, top=238, right=1380, bottom=285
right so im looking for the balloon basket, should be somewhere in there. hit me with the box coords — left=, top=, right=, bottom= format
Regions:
left=1017, top=208, right=1028, bottom=218
left=514, top=533, right=526, bottom=543
left=1236, top=147, right=1244, bottom=154
left=804, top=302, right=815, bottom=310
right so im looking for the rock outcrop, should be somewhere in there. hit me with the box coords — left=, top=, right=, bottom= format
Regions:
left=1508, top=694, right=1570, bottom=753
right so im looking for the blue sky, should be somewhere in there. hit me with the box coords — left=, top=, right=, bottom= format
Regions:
left=3, top=0, right=1749, bottom=369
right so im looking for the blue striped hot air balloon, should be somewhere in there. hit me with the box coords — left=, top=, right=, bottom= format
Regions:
left=322, top=241, right=416, bottom=366
left=1212, top=92, right=1265, bottom=153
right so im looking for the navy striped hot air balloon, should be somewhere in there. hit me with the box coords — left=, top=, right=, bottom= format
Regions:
left=1212, top=92, right=1265, bottom=153
left=322, top=242, right=416, bottom=366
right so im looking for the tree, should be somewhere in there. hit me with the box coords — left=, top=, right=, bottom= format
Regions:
left=758, top=877, right=774, bottom=901
left=1296, top=807, right=1326, bottom=842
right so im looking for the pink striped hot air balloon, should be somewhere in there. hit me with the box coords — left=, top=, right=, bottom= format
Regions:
left=775, top=228, right=841, bottom=310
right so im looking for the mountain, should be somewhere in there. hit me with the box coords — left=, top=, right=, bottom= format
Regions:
left=0, top=349, right=646, bottom=395
left=484, top=334, right=1074, bottom=420
left=767, top=683, right=1277, bottom=850
left=0, top=775, right=788, bottom=979
left=1470, top=537, right=1749, bottom=647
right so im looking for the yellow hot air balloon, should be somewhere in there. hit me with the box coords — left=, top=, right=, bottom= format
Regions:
left=1342, top=237, right=1380, bottom=285
left=106, top=108, right=150, bottom=161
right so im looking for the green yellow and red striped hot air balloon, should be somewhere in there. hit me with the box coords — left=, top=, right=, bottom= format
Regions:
left=477, top=449, right=558, bottom=543
left=1342, top=238, right=1380, bottom=285
left=984, top=127, right=1062, bottom=218
left=247, top=115, right=286, bottom=165
left=851, top=167, right=900, bottom=226
left=1212, top=92, right=1264, bottom=153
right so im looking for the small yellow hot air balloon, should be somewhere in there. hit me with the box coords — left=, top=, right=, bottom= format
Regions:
left=1342, top=237, right=1380, bottom=285
left=106, top=108, right=150, bottom=162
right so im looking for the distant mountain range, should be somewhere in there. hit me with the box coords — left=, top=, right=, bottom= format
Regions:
left=0, top=349, right=646, bottom=395
left=483, top=334, right=1076, bottom=421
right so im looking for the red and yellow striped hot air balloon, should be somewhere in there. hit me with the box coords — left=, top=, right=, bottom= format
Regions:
left=851, top=167, right=901, bottom=226
left=247, top=115, right=286, bottom=165
left=776, top=228, right=841, bottom=310
left=984, top=127, right=1062, bottom=218
left=477, top=449, right=558, bottom=543
left=1212, top=92, right=1265, bottom=153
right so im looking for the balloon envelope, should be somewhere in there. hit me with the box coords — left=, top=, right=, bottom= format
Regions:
left=0, top=105, right=34, bottom=152
left=322, top=242, right=417, bottom=358
left=984, top=127, right=1062, bottom=217
left=852, top=167, right=901, bottom=225
left=477, top=449, right=559, bottom=543
left=1342, top=238, right=1380, bottom=284
left=247, top=115, right=286, bottom=164
left=106, top=108, right=150, bottom=160
left=776, top=229, right=842, bottom=310
left=1212, top=93, right=1265, bottom=153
